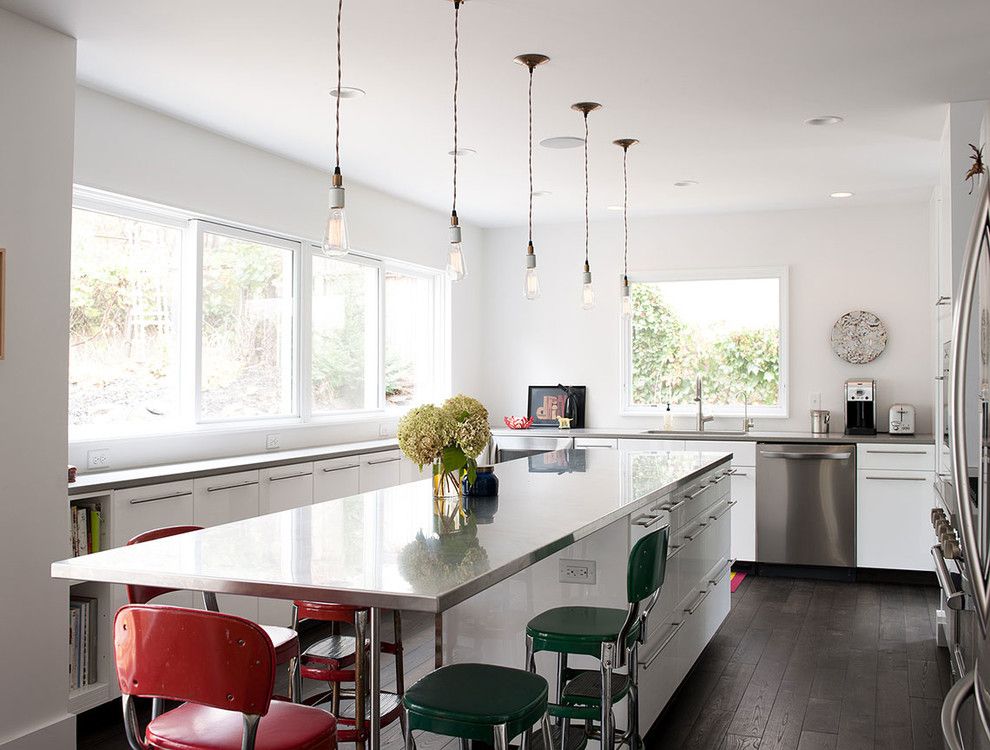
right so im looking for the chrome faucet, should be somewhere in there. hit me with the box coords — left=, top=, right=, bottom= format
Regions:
left=742, top=393, right=755, bottom=433
left=695, top=375, right=714, bottom=432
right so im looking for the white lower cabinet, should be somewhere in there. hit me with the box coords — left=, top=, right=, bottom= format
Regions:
left=857, top=468, right=936, bottom=571
left=360, top=450, right=403, bottom=491
left=193, top=471, right=260, bottom=621
left=259, top=464, right=314, bottom=514
left=619, top=438, right=685, bottom=452
left=729, top=468, right=756, bottom=561
left=313, top=456, right=362, bottom=503
left=574, top=437, right=619, bottom=449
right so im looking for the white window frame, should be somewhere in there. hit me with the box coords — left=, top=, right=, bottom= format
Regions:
left=68, top=186, right=452, bottom=446
left=620, top=266, right=789, bottom=419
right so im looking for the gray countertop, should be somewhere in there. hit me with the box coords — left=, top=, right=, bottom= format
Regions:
left=54, top=448, right=731, bottom=612
left=491, top=427, right=937, bottom=445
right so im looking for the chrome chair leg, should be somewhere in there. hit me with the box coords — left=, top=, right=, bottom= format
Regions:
left=494, top=723, right=510, bottom=750
left=541, top=714, right=554, bottom=750
left=556, top=652, right=570, bottom=739
left=600, top=642, right=615, bottom=750
left=403, top=710, right=416, bottom=750
left=628, top=643, right=640, bottom=750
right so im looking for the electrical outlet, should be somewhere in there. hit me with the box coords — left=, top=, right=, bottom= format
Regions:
left=559, top=559, right=597, bottom=585
left=810, top=392, right=822, bottom=410
left=87, top=449, right=111, bottom=470
left=266, top=434, right=280, bottom=450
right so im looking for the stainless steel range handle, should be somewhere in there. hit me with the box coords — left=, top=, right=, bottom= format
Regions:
left=942, top=668, right=975, bottom=750
left=641, top=621, right=683, bottom=670
left=932, top=544, right=966, bottom=611
left=760, top=451, right=852, bottom=460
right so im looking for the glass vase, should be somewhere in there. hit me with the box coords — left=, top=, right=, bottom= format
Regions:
left=432, top=463, right=466, bottom=535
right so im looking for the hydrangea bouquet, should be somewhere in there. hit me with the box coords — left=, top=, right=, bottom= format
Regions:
left=397, top=394, right=491, bottom=502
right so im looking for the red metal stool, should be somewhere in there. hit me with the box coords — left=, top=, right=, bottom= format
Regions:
left=292, top=601, right=405, bottom=750
left=126, top=526, right=302, bottom=710
left=114, top=605, right=336, bottom=750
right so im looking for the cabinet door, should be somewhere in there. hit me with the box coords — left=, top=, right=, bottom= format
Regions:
left=574, top=437, right=618, bottom=449
left=193, top=471, right=260, bottom=621
left=360, top=451, right=403, bottom=492
left=689, top=440, right=756, bottom=467
left=313, top=457, right=361, bottom=503
left=259, top=464, right=314, bottom=514
left=619, top=438, right=685, bottom=452
left=857, top=470, right=936, bottom=571
left=729, top=469, right=756, bottom=562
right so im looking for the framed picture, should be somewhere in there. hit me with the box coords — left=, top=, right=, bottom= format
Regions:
left=0, top=249, right=5, bottom=360
left=528, top=449, right=587, bottom=474
left=527, top=385, right=586, bottom=428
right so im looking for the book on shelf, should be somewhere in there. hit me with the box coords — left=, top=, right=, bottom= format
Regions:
left=68, top=596, right=98, bottom=691
left=69, top=502, right=102, bottom=557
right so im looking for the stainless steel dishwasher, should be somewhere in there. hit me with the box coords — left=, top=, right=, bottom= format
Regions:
left=756, top=443, right=857, bottom=567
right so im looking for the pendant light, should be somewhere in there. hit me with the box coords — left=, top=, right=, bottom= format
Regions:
left=446, top=0, right=467, bottom=281
left=572, top=102, right=601, bottom=310
left=321, top=0, right=349, bottom=257
left=614, top=138, right=638, bottom=318
left=514, top=53, right=550, bottom=300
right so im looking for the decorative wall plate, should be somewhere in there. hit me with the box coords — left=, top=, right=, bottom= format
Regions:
left=830, top=310, right=887, bottom=364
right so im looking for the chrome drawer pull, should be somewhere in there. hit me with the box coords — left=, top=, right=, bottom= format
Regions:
left=633, top=514, right=667, bottom=529
left=366, top=456, right=400, bottom=465
left=642, top=621, right=683, bottom=669
left=206, top=480, right=259, bottom=493
left=729, top=471, right=749, bottom=477
left=709, top=500, right=737, bottom=521
left=268, top=471, right=312, bottom=482
left=709, top=561, right=732, bottom=586
left=684, top=589, right=709, bottom=616
left=864, top=449, right=928, bottom=455
left=684, top=485, right=709, bottom=500
left=864, top=475, right=927, bottom=482
left=709, top=473, right=728, bottom=484
left=322, top=463, right=360, bottom=473
left=129, top=490, right=192, bottom=505
left=935, top=295, right=951, bottom=306
left=665, top=499, right=686, bottom=511
left=666, top=543, right=683, bottom=560
left=684, top=522, right=708, bottom=542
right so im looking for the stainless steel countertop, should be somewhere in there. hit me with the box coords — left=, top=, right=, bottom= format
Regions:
left=68, top=438, right=401, bottom=495
left=53, top=449, right=730, bottom=612
left=492, top=427, right=937, bottom=445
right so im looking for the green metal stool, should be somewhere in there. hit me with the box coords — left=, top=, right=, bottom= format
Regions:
left=403, top=663, right=553, bottom=750
left=525, top=527, right=668, bottom=750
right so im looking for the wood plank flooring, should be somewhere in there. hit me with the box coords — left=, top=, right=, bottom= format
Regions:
left=646, top=575, right=949, bottom=750
left=78, top=576, right=948, bottom=750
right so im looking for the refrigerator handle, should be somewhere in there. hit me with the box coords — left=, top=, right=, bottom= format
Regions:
left=942, top=668, right=975, bottom=750
left=949, top=176, right=990, bottom=635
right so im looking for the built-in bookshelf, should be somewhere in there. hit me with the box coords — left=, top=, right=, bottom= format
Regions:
left=67, top=492, right=114, bottom=713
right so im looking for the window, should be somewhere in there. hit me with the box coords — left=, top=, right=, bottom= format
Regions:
left=68, top=187, right=449, bottom=440
left=69, top=207, right=183, bottom=431
left=623, top=268, right=787, bottom=416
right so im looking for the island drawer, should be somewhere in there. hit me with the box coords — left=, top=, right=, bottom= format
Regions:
left=857, top=443, right=934, bottom=471
left=666, top=469, right=729, bottom=529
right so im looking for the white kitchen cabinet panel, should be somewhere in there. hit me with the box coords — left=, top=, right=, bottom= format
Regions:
left=193, top=471, right=260, bottom=621
left=857, top=444, right=935, bottom=472
left=729, top=469, right=756, bottom=561
left=687, top=440, right=756, bottom=467
left=401, top=457, right=430, bottom=484
left=259, top=464, right=314, bottom=515
left=360, top=450, right=403, bottom=492
left=574, top=437, right=619, bottom=449
left=112, top=480, right=195, bottom=548
left=620, top=438, right=685, bottom=452
left=857, top=469, right=936, bottom=571
left=313, top=457, right=362, bottom=503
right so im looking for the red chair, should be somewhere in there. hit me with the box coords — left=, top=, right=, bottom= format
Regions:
left=114, top=605, right=336, bottom=750
left=292, top=601, right=405, bottom=750
left=126, top=526, right=302, bottom=708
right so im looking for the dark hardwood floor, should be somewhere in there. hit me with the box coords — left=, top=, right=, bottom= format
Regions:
left=646, top=574, right=949, bottom=750
left=79, top=576, right=948, bottom=750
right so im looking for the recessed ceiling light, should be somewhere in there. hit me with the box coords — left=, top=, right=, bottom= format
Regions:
left=607, top=205, right=624, bottom=211
left=331, top=87, right=366, bottom=99
left=830, top=191, right=854, bottom=198
left=673, top=180, right=698, bottom=188
left=448, top=148, right=477, bottom=156
left=540, top=136, right=585, bottom=150
left=531, top=190, right=552, bottom=197
left=805, top=115, right=844, bottom=126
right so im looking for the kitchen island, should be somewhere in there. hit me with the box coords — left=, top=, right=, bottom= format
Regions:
left=52, top=447, right=733, bottom=743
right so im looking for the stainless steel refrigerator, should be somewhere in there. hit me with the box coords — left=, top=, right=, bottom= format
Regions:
left=941, top=177, right=990, bottom=749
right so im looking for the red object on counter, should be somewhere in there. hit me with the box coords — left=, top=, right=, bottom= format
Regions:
left=503, top=416, right=534, bottom=430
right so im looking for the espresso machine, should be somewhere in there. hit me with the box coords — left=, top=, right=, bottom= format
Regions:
left=844, top=379, right=877, bottom=435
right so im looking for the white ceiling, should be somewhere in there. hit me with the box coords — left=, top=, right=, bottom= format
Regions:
left=3, top=0, right=990, bottom=227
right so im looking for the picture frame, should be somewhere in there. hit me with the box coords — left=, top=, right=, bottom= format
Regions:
left=527, top=385, right=586, bottom=428
left=0, top=249, right=5, bottom=360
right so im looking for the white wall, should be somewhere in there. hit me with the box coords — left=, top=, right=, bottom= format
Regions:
left=481, top=202, right=933, bottom=434
left=0, top=10, right=76, bottom=750
left=70, top=86, right=486, bottom=469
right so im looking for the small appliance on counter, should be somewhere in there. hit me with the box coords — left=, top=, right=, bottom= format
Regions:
left=810, top=409, right=830, bottom=435
left=844, top=378, right=877, bottom=435
left=888, top=403, right=916, bottom=435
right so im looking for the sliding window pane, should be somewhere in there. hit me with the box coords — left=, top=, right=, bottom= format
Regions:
left=311, top=255, right=379, bottom=412
left=384, top=270, right=435, bottom=407
left=200, top=231, right=295, bottom=419
left=69, top=209, right=182, bottom=431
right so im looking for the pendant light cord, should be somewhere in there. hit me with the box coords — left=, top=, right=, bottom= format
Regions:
left=623, top=145, right=629, bottom=277
left=452, top=0, right=460, bottom=214
left=584, top=112, right=590, bottom=267
left=334, top=0, right=342, bottom=171
left=528, top=65, right=534, bottom=244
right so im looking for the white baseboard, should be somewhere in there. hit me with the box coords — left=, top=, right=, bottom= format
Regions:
left=0, top=714, right=75, bottom=750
